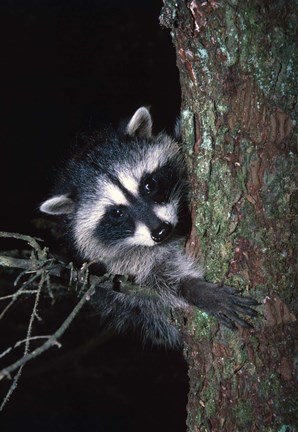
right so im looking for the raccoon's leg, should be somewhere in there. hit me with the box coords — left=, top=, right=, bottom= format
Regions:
left=91, top=286, right=182, bottom=347
left=180, top=278, right=259, bottom=330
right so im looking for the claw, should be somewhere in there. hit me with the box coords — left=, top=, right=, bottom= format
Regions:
left=180, top=278, right=259, bottom=330
left=231, top=302, right=259, bottom=318
left=221, top=309, right=254, bottom=329
left=232, top=295, right=260, bottom=306
left=216, top=312, right=237, bottom=330
left=232, top=314, right=254, bottom=329
left=220, top=285, right=238, bottom=294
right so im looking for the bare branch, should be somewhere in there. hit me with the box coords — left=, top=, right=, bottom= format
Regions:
left=0, top=231, right=144, bottom=410
left=0, top=281, right=96, bottom=385
left=0, top=231, right=114, bottom=410
left=0, top=231, right=44, bottom=254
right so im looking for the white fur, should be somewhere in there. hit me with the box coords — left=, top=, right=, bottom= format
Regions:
left=39, top=107, right=207, bottom=347
left=137, top=137, right=181, bottom=177
left=74, top=203, right=104, bottom=260
left=117, top=170, right=139, bottom=197
left=115, top=136, right=181, bottom=199
left=154, top=203, right=178, bottom=226
left=74, top=145, right=182, bottom=261
left=74, top=178, right=129, bottom=259
left=101, top=180, right=129, bottom=206
left=126, top=222, right=155, bottom=247
left=104, top=242, right=203, bottom=309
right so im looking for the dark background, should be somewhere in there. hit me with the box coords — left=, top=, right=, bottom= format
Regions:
left=0, top=1, right=188, bottom=431
left=0, top=0, right=181, bottom=234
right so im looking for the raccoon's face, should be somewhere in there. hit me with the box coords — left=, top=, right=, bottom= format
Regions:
left=40, top=107, right=188, bottom=261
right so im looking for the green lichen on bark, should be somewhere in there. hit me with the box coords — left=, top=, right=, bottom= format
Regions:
left=238, top=3, right=298, bottom=110
left=164, top=0, right=298, bottom=296
left=161, top=0, right=297, bottom=431
left=232, top=400, right=253, bottom=429
left=194, top=160, right=240, bottom=281
left=193, top=309, right=214, bottom=338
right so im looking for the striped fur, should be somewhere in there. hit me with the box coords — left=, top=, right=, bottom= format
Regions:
left=40, top=107, right=258, bottom=346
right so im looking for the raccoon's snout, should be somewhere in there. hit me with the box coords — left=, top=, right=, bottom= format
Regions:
left=151, top=222, right=173, bottom=243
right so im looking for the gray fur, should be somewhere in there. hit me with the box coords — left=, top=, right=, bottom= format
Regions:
left=40, top=107, right=258, bottom=346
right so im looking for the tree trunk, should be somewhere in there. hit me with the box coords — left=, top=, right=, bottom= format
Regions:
left=161, top=1, right=297, bottom=431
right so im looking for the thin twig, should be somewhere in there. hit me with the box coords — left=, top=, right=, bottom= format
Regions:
left=0, top=290, right=38, bottom=301
left=0, top=269, right=45, bottom=410
left=0, top=232, right=114, bottom=410
left=0, top=282, right=96, bottom=385
left=0, top=231, right=43, bottom=255
left=0, top=336, right=54, bottom=360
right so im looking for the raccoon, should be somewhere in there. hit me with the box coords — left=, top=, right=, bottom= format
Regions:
left=40, top=107, right=258, bottom=346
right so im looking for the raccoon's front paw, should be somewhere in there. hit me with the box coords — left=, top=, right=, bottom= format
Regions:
left=180, top=278, right=259, bottom=330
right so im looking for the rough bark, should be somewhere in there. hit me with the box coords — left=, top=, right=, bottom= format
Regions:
left=161, top=1, right=297, bottom=431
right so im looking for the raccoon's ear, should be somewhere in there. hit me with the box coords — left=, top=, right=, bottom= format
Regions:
left=126, top=107, right=152, bottom=138
left=40, top=194, right=75, bottom=215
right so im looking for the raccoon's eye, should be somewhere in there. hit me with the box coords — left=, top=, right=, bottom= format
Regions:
left=108, top=207, right=126, bottom=223
left=113, top=209, right=124, bottom=217
left=144, top=177, right=158, bottom=195
left=144, top=175, right=167, bottom=203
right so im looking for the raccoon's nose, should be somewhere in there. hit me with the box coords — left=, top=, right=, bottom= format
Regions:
left=151, top=222, right=173, bottom=243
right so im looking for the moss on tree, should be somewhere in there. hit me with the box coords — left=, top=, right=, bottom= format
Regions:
left=161, top=1, right=298, bottom=430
